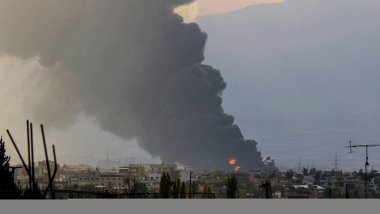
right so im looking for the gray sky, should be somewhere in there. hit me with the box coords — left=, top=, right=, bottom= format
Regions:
left=198, top=0, right=380, bottom=170
left=2, top=0, right=380, bottom=171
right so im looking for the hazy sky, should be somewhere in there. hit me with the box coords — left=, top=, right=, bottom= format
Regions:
left=198, top=0, right=380, bottom=170
left=0, top=56, right=160, bottom=166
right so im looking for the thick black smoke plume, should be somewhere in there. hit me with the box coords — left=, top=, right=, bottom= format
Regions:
left=0, top=0, right=275, bottom=170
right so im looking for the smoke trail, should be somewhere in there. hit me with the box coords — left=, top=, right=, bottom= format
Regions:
left=0, top=0, right=275, bottom=170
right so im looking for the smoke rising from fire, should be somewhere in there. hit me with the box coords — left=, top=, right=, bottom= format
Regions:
left=0, top=0, right=275, bottom=170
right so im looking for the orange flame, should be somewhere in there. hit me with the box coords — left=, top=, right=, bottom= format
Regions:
left=229, top=158, right=237, bottom=165
left=234, top=166, right=241, bottom=171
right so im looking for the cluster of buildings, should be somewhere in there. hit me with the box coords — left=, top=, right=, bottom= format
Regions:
left=13, top=162, right=192, bottom=193
left=247, top=169, right=380, bottom=198
left=12, top=162, right=380, bottom=198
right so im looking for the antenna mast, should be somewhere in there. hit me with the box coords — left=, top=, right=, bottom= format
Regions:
left=346, top=141, right=380, bottom=198
left=298, top=157, right=301, bottom=174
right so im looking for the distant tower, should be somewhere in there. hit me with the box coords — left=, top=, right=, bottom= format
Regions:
left=298, top=157, right=301, bottom=173
left=334, top=153, right=338, bottom=170
left=106, top=145, right=109, bottom=169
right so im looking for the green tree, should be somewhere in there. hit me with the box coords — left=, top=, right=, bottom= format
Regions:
left=309, top=168, right=316, bottom=175
left=202, top=185, right=208, bottom=198
left=226, top=174, right=238, bottom=198
left=331, top=188, right=343, bottom=198
left=180, top=181, right=186, bottom=198
left=124, top=176, right=148, bottom=198
left=129, top=177, right=148, bottom=198
left=159, top=172, right=171, bottom=198
left=286, top=170, right=294, bottom=180
left=324, top=187, right=332, bottom=198
left=303, top=167, right=309, bottom=176
left=202, top=185, right=213, bottom=198
left=172, top=178, right=181, bottom=198
left=260, top=181, right=273, bottom=198
left=0, top=137, right=21, bottom=199
left=207, top=186, right=212, bottom=198
left=314, top=170, right=322, bottom=185
left=136, top=165, right=146, bottom=179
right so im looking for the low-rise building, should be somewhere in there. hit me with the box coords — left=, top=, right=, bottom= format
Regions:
left=284, top=185, right=325, bottom=198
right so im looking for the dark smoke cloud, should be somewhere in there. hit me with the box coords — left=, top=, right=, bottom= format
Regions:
left=0, top=0, right=274, bottom=170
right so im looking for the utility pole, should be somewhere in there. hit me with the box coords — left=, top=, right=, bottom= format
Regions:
left=346, top=141, right=380, bottom=198
left=189, top=172, right=192, bottom=199
left=27, top=120, right=32, bottom=189
left=106, top=146, right=109, bottom=169
left=334, top=153, right=338, bottom=171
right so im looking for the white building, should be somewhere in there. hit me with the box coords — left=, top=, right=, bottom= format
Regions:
left=68, top=173, right=125, bottom=188
left=302, top=175, right=315, bottom=185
